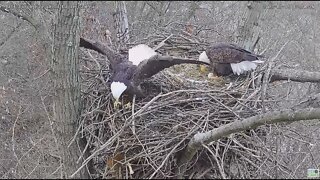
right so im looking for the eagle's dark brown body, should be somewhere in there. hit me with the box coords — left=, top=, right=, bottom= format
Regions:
left=199, top=44, right=264, bottom=76
left=205, top=44, right=262, bottom=64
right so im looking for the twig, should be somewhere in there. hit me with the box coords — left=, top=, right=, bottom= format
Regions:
left=131, top=94, right=136, bottom=135
left=70, top=93, right=164, bottom=178
left=202, top=144, right=227, bottom=179
left=153, top=34, right=173, bottom=51
left=87, top=51, right=101, bottom=71
left=12, top=105, right=22, bottom=161
left=261, top=41, right=289, bottom=113
left=33, top=68, right=51, bottom=80
left=148, top=124, right=199, bottom=179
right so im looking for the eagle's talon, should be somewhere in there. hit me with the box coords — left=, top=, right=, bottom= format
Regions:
left=208, top=73, right=225, bottom=85
left=113, top=100, right=122, bottom=109
left=124, top=102, right=132, bottom=110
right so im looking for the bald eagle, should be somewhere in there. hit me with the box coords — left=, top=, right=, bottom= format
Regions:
left=198, top=44, right=264, bottom=78
left=80, top=38, right=210, bottom=108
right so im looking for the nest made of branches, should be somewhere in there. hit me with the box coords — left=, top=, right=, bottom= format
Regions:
left=79, top=33, right=270, bottom=179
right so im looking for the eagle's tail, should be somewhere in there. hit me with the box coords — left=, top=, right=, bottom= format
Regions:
left=256, top=54, right=265, bottom=58
left=245, top=53, right=265, bottom=62
left=252, top=60, right=264, bottom=64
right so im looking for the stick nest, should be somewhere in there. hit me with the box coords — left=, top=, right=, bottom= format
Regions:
left=79, top=33, right=269, bottom=179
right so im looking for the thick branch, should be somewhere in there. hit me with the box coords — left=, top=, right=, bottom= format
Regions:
left=175, top=107, right=320, bottom=178
left=270, top=68, right=320, bottom=83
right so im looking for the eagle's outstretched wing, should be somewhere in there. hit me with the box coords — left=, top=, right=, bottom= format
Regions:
left=79, top=37, right=125, bottom=69
left=205, top=44, right=262, bottom=64
left=132, top=55, right=210, bottom=85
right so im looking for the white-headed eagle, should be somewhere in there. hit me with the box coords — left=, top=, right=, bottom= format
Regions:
left=80, top=38, right=210, bottom=108
left=198, top=44, right=264, bottom=79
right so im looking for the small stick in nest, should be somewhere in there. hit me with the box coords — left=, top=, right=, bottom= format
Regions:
left=131, top=94, right=136, bottom=135
left=153, top=34, right=173, bottom=51
left=261, top=41, right=290, bottom=113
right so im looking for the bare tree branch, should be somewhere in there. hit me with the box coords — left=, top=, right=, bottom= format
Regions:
left=175, top=107, right=320, bottom=178
left=153, top=34, right=173, bottom=51
left=261, top=41, right=289, bottom=112
left=270, top=68, right=320, bottom=83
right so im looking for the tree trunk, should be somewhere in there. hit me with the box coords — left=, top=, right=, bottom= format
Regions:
left=51, top=1, right=87, bottom=178
left=234, top=1, right=265, bottom=51
left=113, top=1, right=130, bottom=48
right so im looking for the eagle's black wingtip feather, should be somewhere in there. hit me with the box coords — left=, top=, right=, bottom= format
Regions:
left=79, top=37, right=107, bottom=56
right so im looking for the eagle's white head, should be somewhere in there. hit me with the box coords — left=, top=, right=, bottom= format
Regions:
left=110, top=81, right=127, bottom=101
left=198, top=51, right=210, bottom=64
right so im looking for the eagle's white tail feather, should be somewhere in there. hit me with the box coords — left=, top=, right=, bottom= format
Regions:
left=231, top=61, right=259, bottom=75
left=129, top=44, right=157, bottom=66
left=253, top=60, right=264, bottom=63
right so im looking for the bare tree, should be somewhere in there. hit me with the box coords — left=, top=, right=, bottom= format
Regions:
left=0, top=1, right=88, bottom=178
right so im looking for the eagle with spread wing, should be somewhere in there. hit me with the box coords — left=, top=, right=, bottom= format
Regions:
left=80, top=38, right=210, bottom=108
left=198, top=44, right=264, bottom=79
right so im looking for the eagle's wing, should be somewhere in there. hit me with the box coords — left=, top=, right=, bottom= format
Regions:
left=132, top=55, right=210, bottom=85
left=80, top=37, right=125, bottom=69
left=80, top=38, right=107, bottom=55
left=205, top=44, right=261, bottom=64
left=128, top=44, right=157, bottom=66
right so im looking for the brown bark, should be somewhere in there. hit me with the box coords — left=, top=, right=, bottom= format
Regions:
left=51, top=1, right=87, bottom=178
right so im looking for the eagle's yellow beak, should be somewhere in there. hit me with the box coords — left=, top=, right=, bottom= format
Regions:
left=199, top=64, right=209, bottom=74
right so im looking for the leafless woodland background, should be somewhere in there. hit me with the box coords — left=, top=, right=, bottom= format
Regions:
left=0, top=1, right=319, bottom=179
